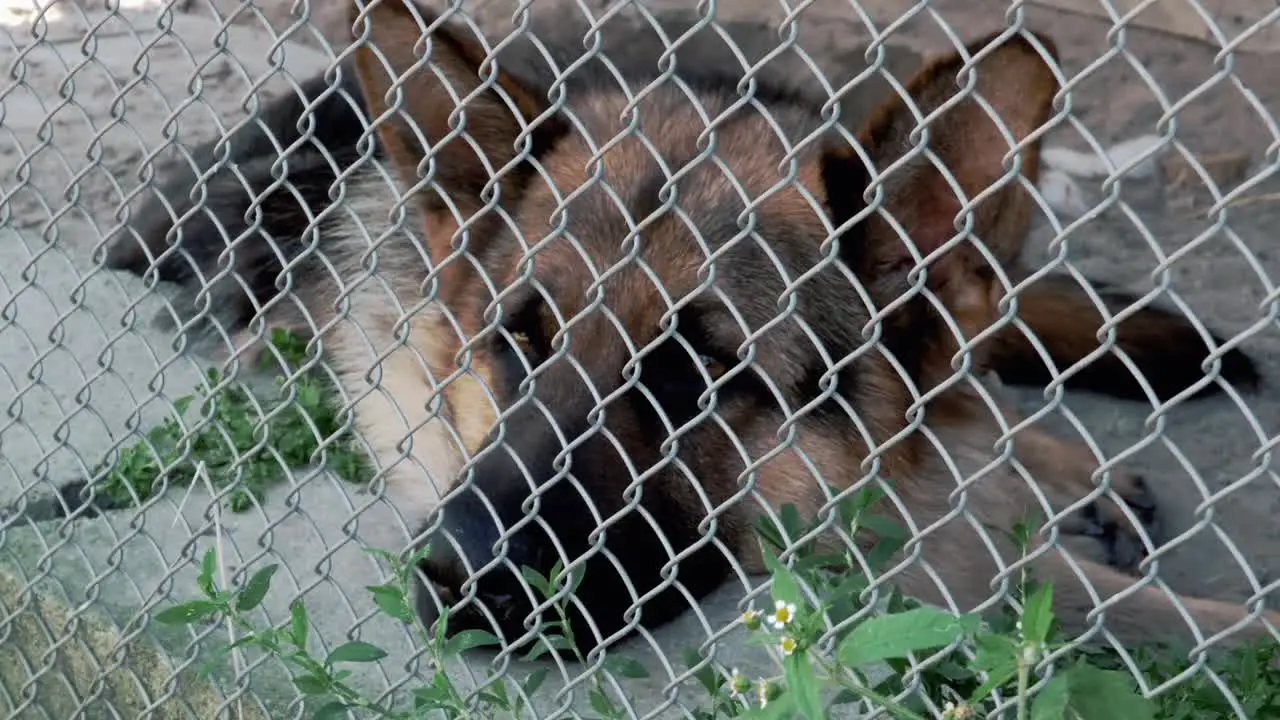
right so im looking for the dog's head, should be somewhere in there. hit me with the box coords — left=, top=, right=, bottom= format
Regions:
left=348, top=0, right=1060, bottom=653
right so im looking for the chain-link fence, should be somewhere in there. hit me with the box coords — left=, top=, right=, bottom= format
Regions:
left=1, top=0, right=1279, bottom=718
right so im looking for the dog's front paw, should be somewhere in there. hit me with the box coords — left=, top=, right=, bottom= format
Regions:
left=1063, top=473, right=1163, bottom=573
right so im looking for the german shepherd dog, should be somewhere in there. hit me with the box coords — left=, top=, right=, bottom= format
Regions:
left=97, top=0, right=1275, bottom=658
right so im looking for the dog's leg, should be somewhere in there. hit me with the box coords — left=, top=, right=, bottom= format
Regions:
left=1004, top=421, right=1162, bottom=573
left=1027, top=541, right=1280, bottom=650
left=970, top=389, right=1278, bottom=648
left=970, top=373, right=1161, bottom=572
left=889, top=514, right=1278, bottom=652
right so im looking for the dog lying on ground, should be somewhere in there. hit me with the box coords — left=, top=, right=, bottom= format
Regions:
left=94, top=0, right=1274, bottom=658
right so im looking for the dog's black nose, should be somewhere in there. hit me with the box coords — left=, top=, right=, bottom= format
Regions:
left=415, top=571, right=524, bottom=637
left=411, top=491, right=551, bottom=641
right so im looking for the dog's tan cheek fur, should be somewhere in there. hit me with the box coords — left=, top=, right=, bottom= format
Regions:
left=319, top=207, right=506, bottom=524
left=322, top=305, right=467, bottom=523
left=413, top=209, right=504, bottom=458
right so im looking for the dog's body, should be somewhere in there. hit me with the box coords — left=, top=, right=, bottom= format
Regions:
left=98, top=4, right=1275, bottom=657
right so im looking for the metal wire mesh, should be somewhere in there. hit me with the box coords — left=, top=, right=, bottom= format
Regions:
left=0, top=0, right=1278, bottom=717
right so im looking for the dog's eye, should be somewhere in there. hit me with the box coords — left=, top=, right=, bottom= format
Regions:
left=699, top=354, right=728, bottom=380
left=509, top=330, right=532, bottom=353
left=500, top=296, right=550, bottom=361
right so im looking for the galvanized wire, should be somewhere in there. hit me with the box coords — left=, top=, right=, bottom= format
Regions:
left=0, top=0, right=1278, bottom=718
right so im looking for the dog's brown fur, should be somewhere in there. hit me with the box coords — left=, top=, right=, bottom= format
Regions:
left=103, top=0, right=1274, bottom=657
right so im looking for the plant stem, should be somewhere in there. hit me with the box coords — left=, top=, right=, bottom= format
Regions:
left=227, top=613, right=405, bottom=717
left=814, top=655, right=926, bottom=720
left=1016, top=645, right=1031, bottom=720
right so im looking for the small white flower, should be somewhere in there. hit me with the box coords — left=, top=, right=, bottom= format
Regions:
left=779, top=636, right=799, bottom=656
left=757, top=679, right=781, bottom=708
left=770, top=600, right=797, bottom=628
left=728, top=668, right=750, bottom=699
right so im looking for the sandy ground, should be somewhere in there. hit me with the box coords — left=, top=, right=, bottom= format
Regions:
left=1, top=0, right=1279, bottom=716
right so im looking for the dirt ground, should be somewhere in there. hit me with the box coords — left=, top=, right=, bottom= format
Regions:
left=2, top=0, right=1279, bottom=715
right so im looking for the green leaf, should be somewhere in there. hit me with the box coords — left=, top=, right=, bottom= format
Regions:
left=522, top=633, right=575, bottom=662
left=838, top=607, right=979, bottom=669
left=1010, top=516, right=1041, bottom=551
left=1058, top=663, right=1156, bottom=720
left=367, top=583, right=415, bottom=623
left=858, top=514, right=906, bottom=541
left=443, top=629, right=501, bottom=656
left=1021, top=579, right=1055, bottom=645
left=325, top=640, right=388, bottom=665
left=406, top=542, right=434, bottom=569
left=474, top=689, right=510, bottom=713
left=289, top=600, right=309, bottom=649
left=227, top=489, right=254, bottom=514
left=553, top=561, right=585, bottom=597
left=1239, top=644, right=1260, bottom=688
left=521, top=566, right=552, bottom=600
left=523, top=667, right=549, bottom=697
left=792, top=552, right=852, bottom=576
left=293, top=672, right=330, bottom=695
left=762, top=550, right=802, bottom=606
left=488, top=679, right=515, bottom=712
left=413, top=685, right=451, bottom=711
left=754, top=513, right=788, bottom=553
left=589, top=687, right=617, bottom=717
left=681, top=646, right=721, bottom=697
left=837, top=485, right=886, bottom=529
left=779, top=503, right=807, bottom=541
left=312, top=700, right=351, bottom=720
left=362, top=547, right=401, bottom=570
left=235, top=564, right=279, bottom=613
left=154, top=600, right=221, bottom=625
left=197, top=548, right=218, bottom=598
left=173, top=394, right=195, bottom=418
left=1025, top=662, right=1156, bottom=720
left=229, top=633, right=262, bottom=651
left=864, top=537, right=907, bottom=575
left=433, top=606, right=450, bottom=649
left=968, top=634, right=1020, bottom=704
left=784, top=652, right=823, bottom=720
left=826, top=573, right=872, bottom=622
left=1031, top=674, right=1072, bottom=720
left=970, top=632, right=1020, bottom=672
left=605, top=655, right=650, bottom=679
left=861, top=514, right=908, bottom=573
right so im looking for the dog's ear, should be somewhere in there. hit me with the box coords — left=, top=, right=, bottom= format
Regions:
left=831, top=31, right=1060, bottom=326
left=348, top=0, right=557, bottom=222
